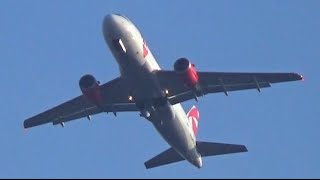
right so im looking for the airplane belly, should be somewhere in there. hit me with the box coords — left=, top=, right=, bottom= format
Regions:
left=150, top=103, right=196, bottom=159
left=103, top=15, right=199, bottom=163
left=118, top=56, right=198, bottom=161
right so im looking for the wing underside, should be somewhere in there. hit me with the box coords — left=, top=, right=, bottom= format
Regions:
left=155, top=71, right=303, bottom=105
left=24, top=77, right=138, bottom=128
left=24, top=70, right=303, bottom=128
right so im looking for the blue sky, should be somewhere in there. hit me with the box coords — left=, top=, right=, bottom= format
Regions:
left=1, top=0, right=319, bottom=178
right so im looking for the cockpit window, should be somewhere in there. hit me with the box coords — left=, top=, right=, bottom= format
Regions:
left=112, top=39, right=127, bottom=53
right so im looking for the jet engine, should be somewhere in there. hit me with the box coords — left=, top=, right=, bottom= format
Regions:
left=174, top=58, right=199, bottom=87
left=79, top=74, right=103, bottom=105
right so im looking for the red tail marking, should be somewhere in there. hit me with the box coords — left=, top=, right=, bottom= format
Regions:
left=187, top=106, right=200, bottom=136
left=143, top=40, right=148, bottom=58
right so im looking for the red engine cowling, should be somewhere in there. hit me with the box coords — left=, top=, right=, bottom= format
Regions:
left=174, top=58, right=199, bottom=87
left=79, top=74, right=103, bottom=105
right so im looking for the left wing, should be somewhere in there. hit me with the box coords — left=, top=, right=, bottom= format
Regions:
left=155, top=71, right=303, bottom=105
left=24, top=77, right=138, bottom=129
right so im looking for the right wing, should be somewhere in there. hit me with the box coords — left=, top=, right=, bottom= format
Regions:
left=155, top=71, right=303, bottom=105
left=24, top=77, right=138, bottom=129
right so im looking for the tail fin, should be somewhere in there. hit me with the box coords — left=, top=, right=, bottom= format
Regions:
left=187, top=105, right=200, bottom=136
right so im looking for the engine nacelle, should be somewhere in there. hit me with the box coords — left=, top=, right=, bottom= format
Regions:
left=174, top=58, right=199, bottom=87
left=79, top=74, right=103, bottom=105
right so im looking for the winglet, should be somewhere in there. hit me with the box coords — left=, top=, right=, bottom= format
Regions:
left=294, top=73, right=304, bottom=81
left=298, top=73, right=304, bottom=81
left=23, top=121, right=30, bottom=129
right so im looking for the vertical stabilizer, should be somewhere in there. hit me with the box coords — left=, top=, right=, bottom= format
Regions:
left=187, top=105, right=200, bottom=137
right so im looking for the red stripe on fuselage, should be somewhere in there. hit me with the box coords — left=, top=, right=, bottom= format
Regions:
left=143, top=40, right=148, bottom=58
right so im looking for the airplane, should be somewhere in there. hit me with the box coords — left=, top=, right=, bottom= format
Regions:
left=24, top=13, right=303, bottom=169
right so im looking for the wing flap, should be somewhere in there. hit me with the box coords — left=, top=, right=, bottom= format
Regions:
left=205, top=82, right=271, bottom=93
left=24, top=95, right=92, bottom=128
left=199, top=72, right=303, bottom=85
left=168, top=82, right=271, bottom=105
left=51, top=103, right=138, bottom=126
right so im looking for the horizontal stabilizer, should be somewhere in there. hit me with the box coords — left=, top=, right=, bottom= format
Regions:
left=144, top=141, right=247, bottom=169
left=144, top=147, right=184, bottom=169
left=196, top=141, right=248, bottom=157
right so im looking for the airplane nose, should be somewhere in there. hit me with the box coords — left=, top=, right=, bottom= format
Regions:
left=103, top=14, right=125, bottom=28
left=102, top=13, right=135, bottom=45
left=103, top=14, right=124, bottom=41
left=103, top=14, right=118, bottom=28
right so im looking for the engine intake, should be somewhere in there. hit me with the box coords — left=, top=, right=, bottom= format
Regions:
left=79, top=74, right=97, bottom=90
left=174, top=58, right=199, bottom=87
left=174, top=57, right=191, bottom=73
left=79, top=74, right=102, bottom=105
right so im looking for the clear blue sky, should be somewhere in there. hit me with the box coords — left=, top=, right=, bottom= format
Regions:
left=1, top=0, right=319, bottom=178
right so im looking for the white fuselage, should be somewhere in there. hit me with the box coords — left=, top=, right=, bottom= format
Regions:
left=103, top=14, right=202, bottom=168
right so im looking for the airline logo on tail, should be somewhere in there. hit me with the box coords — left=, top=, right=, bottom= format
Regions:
left=187, top=106, right=200, bottom=136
